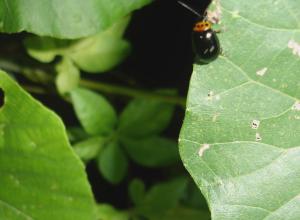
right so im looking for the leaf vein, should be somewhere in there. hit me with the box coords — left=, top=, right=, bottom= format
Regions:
left=0, top=199, right=35, bottom=220
left=221, top=56, right=298, bottom=101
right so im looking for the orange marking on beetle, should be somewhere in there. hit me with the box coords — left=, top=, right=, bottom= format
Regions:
left=193, top=21, right=211, bottom=32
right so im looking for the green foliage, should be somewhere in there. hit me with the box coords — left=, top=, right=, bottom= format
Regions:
left=179, top=0, right=300, bottom=219
left=122, top=136, right=179, bottom=167
left=97, top=141, right=129, bottom=184
left=97, top=204, right=129, bottom=220
left=55, top=57, right=80, bottom=94
left=119, top=98, right=175, bottom=138
left=1, top=0, right=299, bottom=219
left=25, top=17, right=131, bottom=74
left=135, top=177, right=188, bottom=219
left=129, top=179, right=146, bottom=206
left=71, top=89, right=178, bottom=184
left=0, top=71, right=96, bottom=220
left=71, top=88, right=118, bottom=136
left=73, top=136, right=105, bottom=162
left=0, top=0, right=151, bottom=39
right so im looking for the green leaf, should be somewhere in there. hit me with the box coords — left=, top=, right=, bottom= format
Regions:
left=121, top=136, right=179, bottom=167
left=0, top=0, right=151, bottom=39
left=182, top=181, right=209, bottom=211
left=67, top=127, right=90, bottom=143
left=179, top=1, right=300, bottom=219
left=69, top=17, right=131, bottom=73
left=129, top=179, right=146, bottom=205
left=24, top=37, right=71, bottom=63
left=73, top=136, right=106, bottom=162
left=96, top=203, right=129, bottom=220
left=25, top=17, right=131, bottom=73
left=119, top=98, right=175, bottom=138
left=162, top=206, right=210, bottom=220
left=0, top=71, right=95, bottom=220
left=71, top=88, right=117, bottom=135
left=55, top=57, right=80, bottom=94
left=136, top=177, right=188, bottom=219
left=97, top=141, right=128, bottom=184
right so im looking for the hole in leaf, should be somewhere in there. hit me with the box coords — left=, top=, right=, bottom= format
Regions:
left=0, top=88, right=4, bottom=108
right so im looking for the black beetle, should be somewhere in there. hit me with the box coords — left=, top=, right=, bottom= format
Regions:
left=178, top=0, right=221, bottom=64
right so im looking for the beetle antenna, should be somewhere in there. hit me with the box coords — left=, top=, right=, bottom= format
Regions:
left=177, top=1, right=202, bottom=17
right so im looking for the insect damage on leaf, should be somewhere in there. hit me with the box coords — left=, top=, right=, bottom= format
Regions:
left=198, top=144, right=210, bottom=157
left=292, top=101, right=300, bottom=111
left=255, top=133, right=262, bottom=142
left=207, top=0, right=222, bottom=24
left=251, top=120, right=260, bottom=129
left=256, top=67, right=268, bottom=76
left=288, top=40, right=300, bottom=57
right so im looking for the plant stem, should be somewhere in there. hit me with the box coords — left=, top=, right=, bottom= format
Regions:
left=21, top=85, right=47, bottom=94
left=0, top=58, right=186, bottom=107
left=79, top=79, right=186, bottom=107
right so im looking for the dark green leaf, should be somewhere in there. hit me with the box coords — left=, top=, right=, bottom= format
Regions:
left=122, top=136, right=179, bottom=167
left=0, top=0, right=151, bottom=39
left=97, top=141, right=128, bottom=184
left=0, top=71, right=95, bottom=220
left=73, top=136, right=106, bottom=162
left=180, top=1, right=300, bottom=219
left=129, top=179, right=146, bottom=205
left=136, top=177, right=187, bottom=219
left=67, top=127, right=89, bottom=143
left=119, top=98, right=175, bottom=138
left=71, top=88, right=117, bottom=135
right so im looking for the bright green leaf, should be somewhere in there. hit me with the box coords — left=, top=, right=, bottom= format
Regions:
left=73, top=136, right=106, bottom=162
left=24, top=37, right=71, bottom=63
left=25, top=17, right=131, bottom=73
left=0, top=71, right=95, bottom=220
left=69, top=17, right=131, bottom=73
left=136, top=177, right=187, bottom=219
left=180, top=1, right=300, bottom=219
left=121, top=136, right=179, bottom=167
left=71, top=88, right=117, bottom=135
left=55, top=57, right=80, bottom=94
left=71, top=36, right=130, bottom=73
left=129, top=179, right=146, bottom=205
left=0, top=0, right=151, bottom=39
left=119, top=98, right=175, bottom=138
left=97, top=141, right=128, bottom=184
left=97, top=203, right=129, bottom=220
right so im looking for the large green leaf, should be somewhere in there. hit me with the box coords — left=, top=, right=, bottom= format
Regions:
left=179, top=1, right=300, bottom=219
left=0, top=0, right=151, bottom=39
left=0, top=71, right=96, bottom=220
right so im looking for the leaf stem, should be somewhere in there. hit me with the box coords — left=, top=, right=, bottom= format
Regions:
left=79, top=79, right=186, bottom=107
left=0, top=58, right=186, bottom=107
